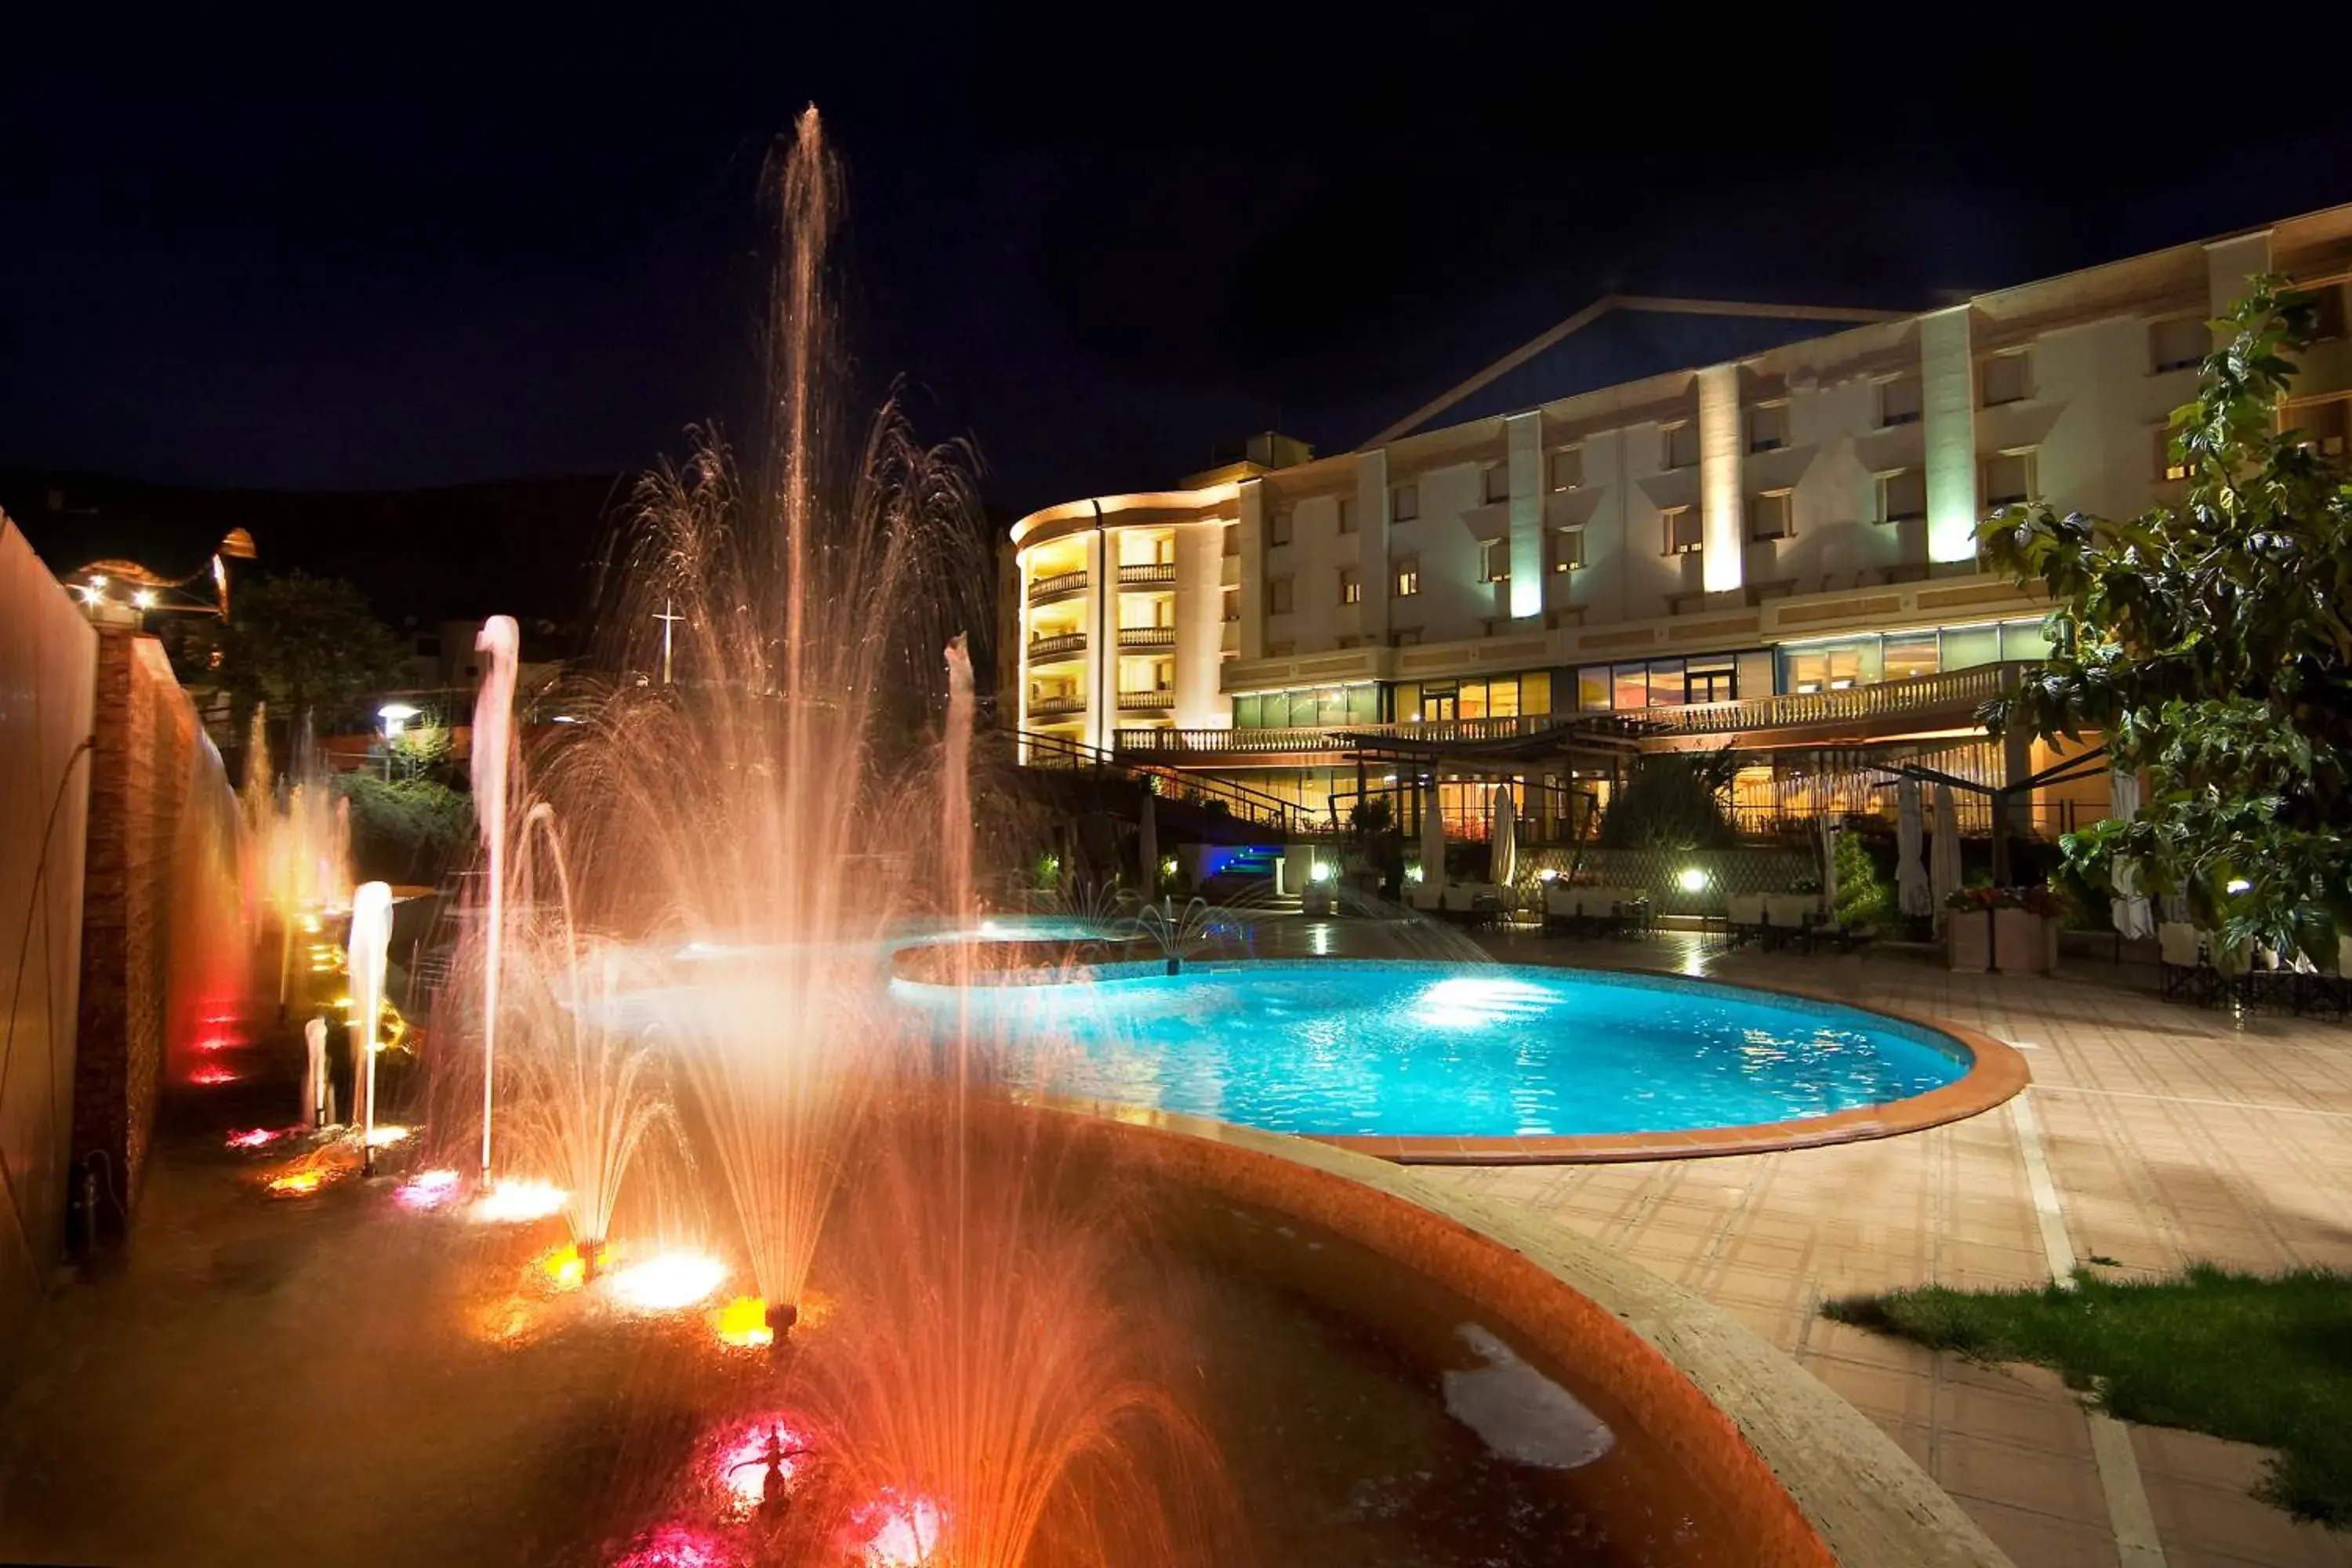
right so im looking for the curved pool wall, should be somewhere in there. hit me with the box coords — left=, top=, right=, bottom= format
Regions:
left=1063, top=1103, right=2015, bottom=1568
left=891, top=959, right=2027, bottom=1163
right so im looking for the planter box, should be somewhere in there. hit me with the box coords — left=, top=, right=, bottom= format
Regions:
left=1994, top=909, right=2060, bottom=973
left=1947, top=909, right=2058, bottom=973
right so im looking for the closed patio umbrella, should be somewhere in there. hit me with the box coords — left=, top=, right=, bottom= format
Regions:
left=1490, top=783, right=1517, bottom=891
left=1931, top=784, right=1962, bottom=928
left=1896, top=779, right=1931, bottom=917
left=2109, top=768, right=2155, bottom=941
left=1421, top=775, right=1447, bottom=887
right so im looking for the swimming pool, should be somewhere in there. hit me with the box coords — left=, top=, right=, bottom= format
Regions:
left=891, top=960, right=1979, bottom=1145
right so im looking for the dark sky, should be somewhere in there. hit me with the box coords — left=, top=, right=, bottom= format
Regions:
left=7, top=2, right=2352, bottom=518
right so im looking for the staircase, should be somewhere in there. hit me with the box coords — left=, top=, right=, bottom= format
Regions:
left=1199, top=844, right=1287, bottom=904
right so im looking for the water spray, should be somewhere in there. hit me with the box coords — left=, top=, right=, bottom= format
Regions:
left=472, top=615, right=520, bottom=1182
left=348, top=881, right=393, bottom=1175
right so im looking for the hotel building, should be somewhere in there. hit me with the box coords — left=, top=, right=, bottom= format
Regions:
left=1007, top=207, right=2352, bottom=842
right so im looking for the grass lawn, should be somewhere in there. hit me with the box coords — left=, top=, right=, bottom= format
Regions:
left=1823, top=1263, right=2352, bottom=1526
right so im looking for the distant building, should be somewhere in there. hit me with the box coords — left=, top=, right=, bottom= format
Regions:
left=1004, top=205, right=2352, bottom=840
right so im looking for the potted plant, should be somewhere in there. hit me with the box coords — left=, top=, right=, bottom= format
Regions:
left=1944, top=885, right=2063, bottom=973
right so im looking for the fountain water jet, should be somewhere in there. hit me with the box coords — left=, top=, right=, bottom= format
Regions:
left=348, top=880, right=392, bottom=1174
left=473, top=613, right=521, bottom=1181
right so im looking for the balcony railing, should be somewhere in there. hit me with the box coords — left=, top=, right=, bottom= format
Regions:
left=1634, top=661, right=2029, bottom=735
left=1027, top=570, right=1089, bottom=604
left=1116, top=626, right=1176, bottom=649
left=1027, top=694, right=1087, bottom=719
left=1116, top=689, right=1176, bottom=712
left=1116, top=562, right=1178, bottom=587
left=1025, top=631, right=1088, bottom=662
left=1116, top=713, right=1574, bottom=755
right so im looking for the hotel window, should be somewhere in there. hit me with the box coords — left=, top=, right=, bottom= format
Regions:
left=1747, top=402, right=1788, bottom=452
left=2150, top=316, right=2208, bottom=373
left=1479, top=538, right=1511, bottom=582
left=2304, top=280, right=2348, bottom=341
left=1577, top=666, right=1611, bottom=711
left=1267, top=510, right=1292, bottom=546
left=1338, top=566, right=1362, bottom=605
left=1685, top=655, right=1736, bottom=704
left=1336, top=496, right=1358, bottom=535
left=1940, top=623, right=2001, bottom=670
left=1884, top=633, right=1938, bottom=681
left=1878, top=374, right=1923, bottom=427
left=1612, top=664, right=1650, bottom=710
left=1392, top=554, right=1421, bottom=597
left=1983, top=450, right=2036, bottom=506
left=1878, top=468, right=1927, bottom=523
left=1482, top=465, right=1512, bottom=503
left=1784, top=646, right=1864, bottom=694
left=2155, top=428, right=2191, bottom=483
left=2293, top=399, right=2350, bottom=460
left=1268, top=576, right=1294, bottom=614
left=1663, top=422, right=1700, bottom=470
left=1546, top=525, right=1585, bottom=573
left=1663, top=506, right=1703, bottom=555
left=1222, top=586, right=1240, bottom=622
left=1391, top=482, right=1420, bottom=522
left=1981, top=351, right=2031, bottom=408
left=1748, top=490, right=1793, bottom=542
left=1547, top=446, right=1583, bottom=491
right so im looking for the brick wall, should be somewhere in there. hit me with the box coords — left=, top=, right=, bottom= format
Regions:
left=71, top=633, right=201, bottom=1229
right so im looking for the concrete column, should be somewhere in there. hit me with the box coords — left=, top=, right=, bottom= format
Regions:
left=1922, top=307, right=1979, bottom=563
left=1083, top=528, right=1111, bottom=753
left=1171, top=522, right=1225, bottom=729
left=1236, top=480, right=1265, bottom=661
left=2206, top=230, right=2273, bottom=331
left=1697, top=365, right=1744, bottom=593
left=1014, top=549, right=1031, bottom=756
left=1505, top=412, right=1543, bottom=616
left=1355, top=449, right=1388, bottom=640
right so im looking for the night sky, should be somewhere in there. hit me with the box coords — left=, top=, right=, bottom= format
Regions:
left=8, top=3, right=2352, bottom=519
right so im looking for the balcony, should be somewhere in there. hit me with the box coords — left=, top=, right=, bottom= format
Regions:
left=1116, top=626, right=1176, bottom=650
left=1027, top=693, right=1087, bottom=720
left=1027, top=569, right=1089, bottom=604
left=1633, top=661, right=2031, bottom=739
left=1116, top=562, right=1178, bottom=587
left=1117, top=713, right=1572, bottom=757
left=1026, top=631, right=1087, bottom=663
left=1116, top=689, right=1176, bottom=713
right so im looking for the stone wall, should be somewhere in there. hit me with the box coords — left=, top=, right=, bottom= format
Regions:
left=0, top=518, right=96, bottom=1363
left=71, top=633, right=201, bottom=1232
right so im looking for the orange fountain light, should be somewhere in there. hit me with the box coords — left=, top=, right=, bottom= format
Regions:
left=710, top=1295, right=774, bottom=1350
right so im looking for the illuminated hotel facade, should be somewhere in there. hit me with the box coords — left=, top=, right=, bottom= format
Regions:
left=1007, top=208, right=2352, bottom=835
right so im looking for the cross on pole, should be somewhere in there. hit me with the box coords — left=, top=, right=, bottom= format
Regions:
left=652, top=597, right=684, bottom=685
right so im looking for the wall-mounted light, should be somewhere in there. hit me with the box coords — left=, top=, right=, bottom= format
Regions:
left=1677, top=866, right=1709, bottom=895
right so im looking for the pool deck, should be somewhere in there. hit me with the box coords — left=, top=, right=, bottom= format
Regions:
left=1265, top=920, right=2352, bottom=1568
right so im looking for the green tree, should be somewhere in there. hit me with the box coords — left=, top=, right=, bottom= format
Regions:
left=1979, top=281, right=2352, bottom=963
left=1595, top=749, right=1739, bottom=851
left=216, top=572, right=407, bottom=731
left=334, top=773, right=474, bottom=885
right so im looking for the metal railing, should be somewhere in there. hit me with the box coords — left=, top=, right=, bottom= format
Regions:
left=1027, top=695, right=1087, bottom=719
left=1116, top=713, right=1578, bottom=756
left=1012, top=729, right=1323, bottom=835
left=1115, top=626, right=1176, bottom=649
left=1026, top=631, right=1087, bottom=660
left=1116, top=690, right=1176, bottom=711
left=1116, top=562, right=1178, bottom=587
left=1026, top=570, right=1089, bottom=603
left=1635, top=662, right=2030, bottom=735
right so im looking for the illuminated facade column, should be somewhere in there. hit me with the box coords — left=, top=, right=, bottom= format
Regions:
left=1171, top=521, right=1225, bottom=729
left=1922, top=306, right=1980, bottom=564
left=2205, top=230, right=2273, bottom=329
left=1083, top=528, right=1112, bottom=753
left=1505, top=411, right=1543, bottom=617
left=1355, top=449, right=1388, bottom=640
left=1236, top=479, right=1266, bottom=661
left=1697, top=364, right=1743, bottom=593
left=1014, top=550, right=1032, bottom=760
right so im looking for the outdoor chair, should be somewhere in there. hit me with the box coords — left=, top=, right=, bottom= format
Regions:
left=1724, top=893, right=1767, bottom=946
left=2157, top=923, right=2208, bottom=1004
left=1406, top=880, right=1443, bottom=915
left=1762, top=894, right=1815, bottom=950
left=1541, top=881, right=1577, bottom=933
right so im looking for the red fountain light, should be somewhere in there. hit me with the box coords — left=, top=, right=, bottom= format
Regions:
left=189, top=1063, right=240, bottom=1086
left=226, top=1127, right=283, bottom=1149
left=713, top=1415, right=808, bottom=1515
left=608, top=1523, right=731, bottom=1568
left=848, top=1492, right=946, bottom=1567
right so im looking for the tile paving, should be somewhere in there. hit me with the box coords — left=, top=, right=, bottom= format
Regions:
left=1302, top=924, right=2352, bottom=1568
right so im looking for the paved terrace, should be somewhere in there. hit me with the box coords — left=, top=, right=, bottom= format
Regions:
left=1247, top=919, right=2352, bottom=1568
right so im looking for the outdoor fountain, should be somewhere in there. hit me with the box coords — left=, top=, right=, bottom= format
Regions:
left=348, top=880, right=391, bottom=1172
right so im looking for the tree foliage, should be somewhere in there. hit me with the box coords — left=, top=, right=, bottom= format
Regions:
left=1595, top=749, right=1739, bottom=851
left=335, top=773, right=474, bottom=885
left=216, top=572, right=407, bottom=729
left=1979, top=281, right=2352, bottom=962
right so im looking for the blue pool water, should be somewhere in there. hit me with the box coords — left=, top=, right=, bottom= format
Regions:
left=892, top=960, right=1969, bottom=1140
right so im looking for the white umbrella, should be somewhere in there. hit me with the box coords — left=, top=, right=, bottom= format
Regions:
left=1490, top=783, right=1517, bottom=891
left=1818, top=815, right=1840, bottom=920
left=2108, top=768, right=2155, bottom=940
left=1931, top=784, right=1962, bottom=929
left=1421, top=775, right=1446, bottom=887
left=1896, top=778, right=1931, bottom=917
left=1137, top=790, right=1159, bottom=897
